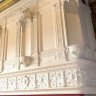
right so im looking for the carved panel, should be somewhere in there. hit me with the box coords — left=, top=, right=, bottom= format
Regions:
left=17, top=76, right=30, bottom=90
left=26, top=75, right=36, bottom=90
left=0, top=66, right=96, bottom=93
left=8, top=77, right=17, bottom=91
left=65, top=69, right=82, bottom=87
left=40, top=48, right=66, bottom=65
left=36, top=73, right=49, bottom=89
left=0, top=78, right=7, bottom=91
left=49, top=72, right=56, bottom=88
left=4, top=58, right=19, bottom=72
left=54, top=2, right=64, bottom=47
left=49, top=71, right=65, bottom=88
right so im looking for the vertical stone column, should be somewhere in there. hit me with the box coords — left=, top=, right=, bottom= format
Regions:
left=16, top=19, right=22, bottom=69
left=16, top=21, right=22, bottom=58
left=54, top=0, right=65, bottom=48
left=60, top=0, right=68, bottom=48
left=24, top=10, right=34, bottom=56
left=33, top=15, right=39, bottom=66
left=78, top=0, right=96, bottom=50
left=0, top=19, right=8, bottom=72
left=0, top=26, right=3, bottom=72
left=84, top=7, right=96, bottom=50
left=16, top=10, right=38, bottom=68
left=16, top=12, right=26, bottom=69
left=54, top=0, right=68, bottom=60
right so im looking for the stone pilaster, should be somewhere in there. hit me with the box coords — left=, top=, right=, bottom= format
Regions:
left=78, top=0, right=96, bottom=50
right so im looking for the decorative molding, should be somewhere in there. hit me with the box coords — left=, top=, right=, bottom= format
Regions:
left=0, top=62, right=96, bottom=94
left=0, top=0, right=20, bottom=13
left=0, top=0, right=38, bottom=19
left=0, top=68, right=81, bottom=91
left=40, top=48, right=66, bottom=65
left=3, top=58, right=20, bottom=72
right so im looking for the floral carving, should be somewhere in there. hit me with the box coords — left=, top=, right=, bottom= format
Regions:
left=8, top=77, right=17, bottom=91
left=36, top=73, right=49, bottom=89
left=0, top=67, right=96, bottom=93
left=17, top=76, right=30, bottom=90
left=0, top=78, right=7, bottom=91
left=49, top=71, right=65, bottom=88
left=65, top=69, right=81, bottom=87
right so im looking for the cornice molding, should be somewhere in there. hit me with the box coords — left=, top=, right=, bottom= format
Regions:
left=0, top=0, right=37, bottom=19
left=0, top=0, right=20, bottom=13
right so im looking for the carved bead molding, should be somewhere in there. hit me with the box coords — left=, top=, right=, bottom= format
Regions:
left=0, top=63, right=96, bottom=94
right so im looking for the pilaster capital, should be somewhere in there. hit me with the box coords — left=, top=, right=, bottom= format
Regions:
left=21, top=9, right=37, bottom=22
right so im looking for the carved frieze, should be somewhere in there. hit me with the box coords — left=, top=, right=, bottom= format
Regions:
left=0, top=64, right=96, bottom=93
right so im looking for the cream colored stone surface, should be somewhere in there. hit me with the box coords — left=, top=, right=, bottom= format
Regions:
left=0, top=0, right=96, bottom=95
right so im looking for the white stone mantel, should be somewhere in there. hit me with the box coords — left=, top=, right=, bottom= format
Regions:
left=0, top=0, right=96, bottom=95
left=0, top=59, right=96, bottom=95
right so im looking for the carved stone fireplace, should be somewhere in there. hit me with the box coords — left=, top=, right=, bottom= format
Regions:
left=0, top=0, right=96, bottom=95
